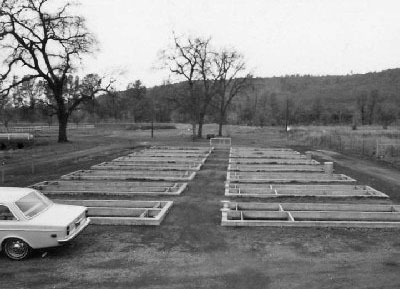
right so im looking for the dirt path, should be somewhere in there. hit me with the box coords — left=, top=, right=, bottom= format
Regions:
left=309, top=149, right=400, bottom=202
left=0, top=143, right=136, bottom=187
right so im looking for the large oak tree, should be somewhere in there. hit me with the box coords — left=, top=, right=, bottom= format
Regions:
left=0, top=0, right=102, bottom=142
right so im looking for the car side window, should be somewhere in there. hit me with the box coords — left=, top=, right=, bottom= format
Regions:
left=0, top=205, right=16, bottom=221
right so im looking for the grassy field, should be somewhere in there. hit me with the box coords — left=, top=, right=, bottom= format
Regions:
left=1, top=124, right=400, bottom=289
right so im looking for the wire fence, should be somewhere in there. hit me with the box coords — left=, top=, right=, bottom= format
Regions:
left=0, top=124, right=96, bottom=137
left=289, top=126, right=400, bottom=165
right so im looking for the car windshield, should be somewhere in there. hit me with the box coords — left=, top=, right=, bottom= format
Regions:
left=15, top=191, right=52, bottom=218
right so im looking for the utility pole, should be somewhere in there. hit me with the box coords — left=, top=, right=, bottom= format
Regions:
left=151, top=93, right=155, bottom=138
left=92, top=98, right=96, bottom=125
left=285, top=94, right=289, bottom=133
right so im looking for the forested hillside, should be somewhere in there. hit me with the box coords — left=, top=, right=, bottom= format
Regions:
left=3, top=69, right=400, bottom=129
left=228, top=68, right=400, bottom=126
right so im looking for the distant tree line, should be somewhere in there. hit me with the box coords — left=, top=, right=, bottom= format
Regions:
left=2, top=70, right=400, bottom=133
left=228, top=72, right=400, bottom=130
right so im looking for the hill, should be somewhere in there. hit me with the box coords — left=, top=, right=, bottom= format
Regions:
left=225, top=68, right=400, bottom=125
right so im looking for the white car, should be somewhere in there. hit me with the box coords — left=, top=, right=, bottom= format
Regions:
left=0, top=187, right=90, bottom=260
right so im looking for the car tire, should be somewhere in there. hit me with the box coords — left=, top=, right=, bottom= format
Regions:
left=3, top=238, right=31, bottom=260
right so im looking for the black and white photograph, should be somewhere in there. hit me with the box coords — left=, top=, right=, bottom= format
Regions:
left=1, top=0, right=400, bottom=288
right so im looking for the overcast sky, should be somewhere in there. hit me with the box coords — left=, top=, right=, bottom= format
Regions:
left=78, top=0, right=400, bottom=88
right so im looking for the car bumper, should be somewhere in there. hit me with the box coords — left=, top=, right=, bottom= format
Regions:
left=57, top=218, right=91, bottom=244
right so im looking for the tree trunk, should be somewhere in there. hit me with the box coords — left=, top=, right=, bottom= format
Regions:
left=57, top=111, right=69, bottom=142
left=197, top=113, right=205, bottom=138
left=218, top=110, right=224, bottom=137
left=218, top=121, right=223, bottom=136
left=191, top=122, right=196, bottom=140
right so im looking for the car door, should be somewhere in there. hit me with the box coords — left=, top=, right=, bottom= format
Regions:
left=0, top=204, right=20, bottom=245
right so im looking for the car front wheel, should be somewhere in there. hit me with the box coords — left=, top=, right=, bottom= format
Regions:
left=3, top=238, right=31, bottom=260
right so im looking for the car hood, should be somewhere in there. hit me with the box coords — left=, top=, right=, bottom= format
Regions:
left=28, top=203, right=87, bottom=227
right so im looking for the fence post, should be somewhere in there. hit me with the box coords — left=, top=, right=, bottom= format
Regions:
left=376, top=139, right=379, bottom=157
left=362, top=138, right=365, bottom=155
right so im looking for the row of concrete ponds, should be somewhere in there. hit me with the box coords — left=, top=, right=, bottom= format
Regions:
left=31, top=146, right=213, bottom=225
left=221, top=147, right=400, bottom=228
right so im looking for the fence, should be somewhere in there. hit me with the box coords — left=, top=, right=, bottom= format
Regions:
left=289, top=126, right=400, bottom=162
left=376, top=139, right=400, bottom=158
left=0, top=124, right=96, bottom=136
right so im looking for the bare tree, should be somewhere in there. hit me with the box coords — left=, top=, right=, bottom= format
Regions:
left=160, top=35, right=205, bottom=139
left=194, top=37, right=216, bottom=138
left=0, top=0, right=107, bottom=142
left=214, top=49, right=252, bottom=136
left=161, top=35, right=251, bottom=138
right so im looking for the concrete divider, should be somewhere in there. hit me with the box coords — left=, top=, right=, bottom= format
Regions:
left=229, top=152, right=306, bottom=159
left=221, top=201, right=400, bottom=228
left=114, top=156, right=207, bottom=164
left=226, top=171, right=356, bottom=184
left=129, top=151, right=212, bottom=158
left=32, top=180, right=188, bottom=196
left=210, top=137, right=231, bottom=148
left=54, top=199, right=173, bottom=225
left=150, top=146, right=214, bottom=152
left=62, top=169, right=196, bottom=182
left=229, top=158, right=320, bottom=165
left=225, top=183, right=388, bottom=198
left=230, top=147, right=295, bottom=152
left=91, top=161, right=202, bottom=171
left=227, top=164, right=325, bottom=172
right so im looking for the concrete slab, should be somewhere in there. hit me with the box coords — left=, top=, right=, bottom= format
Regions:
left=53, top=199, right=173, bottom=225
left=226, top=171, right=356, bottom=184
left=225, top=184, right=389, bottom=198
left=221, top=201, right=400, bottom=227
left=31, top=180, right=188, bottom=196
left=61, top=169, right=196, bottom=181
